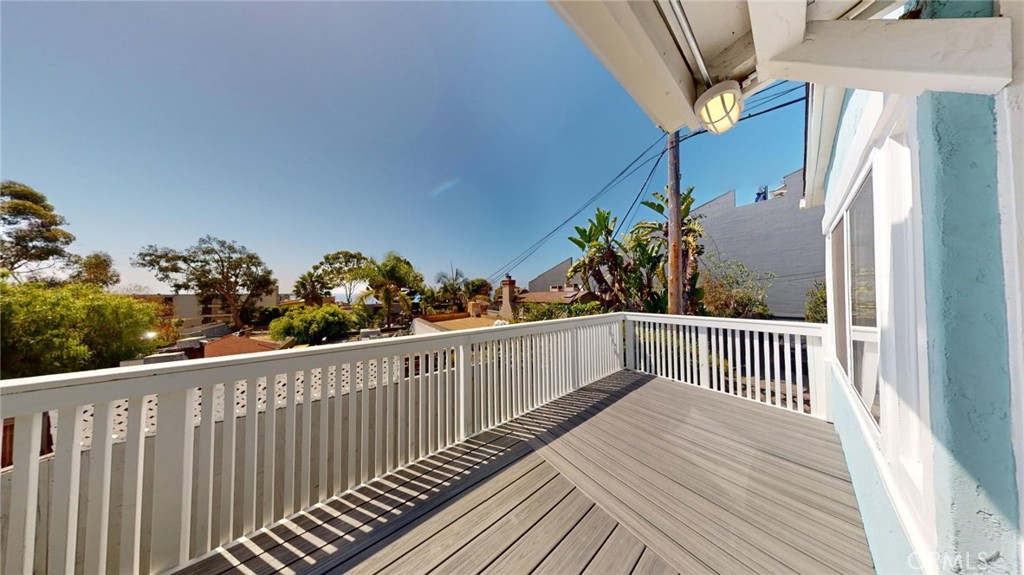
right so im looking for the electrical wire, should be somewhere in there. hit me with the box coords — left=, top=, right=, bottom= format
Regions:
left=488, top=96, right=808, bottom=281
left=614, top=148, right=667, bottom=238
left=485, top=134, right=666, bottom=283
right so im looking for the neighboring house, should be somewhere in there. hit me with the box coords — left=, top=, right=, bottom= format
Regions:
left=202, top=334, right=291, bottom=358
left=147, top=286, right=284, bottom=328
left=517, top=288, right=598, bottom=306
left=694, top=168, right=824, bottom=319
left=526, top=258, right=585, bottom=293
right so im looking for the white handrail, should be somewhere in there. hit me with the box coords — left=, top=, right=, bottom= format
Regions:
left=0, top=313, right=624, bottom=574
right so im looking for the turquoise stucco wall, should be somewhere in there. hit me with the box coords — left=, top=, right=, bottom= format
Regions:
left=831, top=367, right=918, bottom=574
left=916, top=1, right=1020, bottom=573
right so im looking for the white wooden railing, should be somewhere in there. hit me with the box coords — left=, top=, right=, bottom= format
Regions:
left=0, top=312, right=826, bottom=574
left=623, top=313, right=829, bottom=418
left=0, top=313, right=621, bottom=575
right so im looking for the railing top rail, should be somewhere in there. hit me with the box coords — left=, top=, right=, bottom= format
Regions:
left=622, top=312, right=827, bottom=337
left=0, top=312, right=623, bottom=408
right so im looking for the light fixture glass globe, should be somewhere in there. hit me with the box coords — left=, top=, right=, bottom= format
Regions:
left=694, top=80, right=743, bottom=135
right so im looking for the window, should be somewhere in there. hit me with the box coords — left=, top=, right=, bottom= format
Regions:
left=831, top=174, right=880, bottom=425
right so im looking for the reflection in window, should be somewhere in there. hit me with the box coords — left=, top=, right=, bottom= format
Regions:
left=848, top=175, right=880, bottom=423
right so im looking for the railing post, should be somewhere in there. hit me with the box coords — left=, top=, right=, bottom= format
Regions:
left=808, top=336, right=831, bottom=421
left=698, top=327, right=711, bottom=388
left=458, top=338, right=472, bottom=440
left=150, top=387, right=196, bottom=572
left=624, top=316, right=635, bottom=370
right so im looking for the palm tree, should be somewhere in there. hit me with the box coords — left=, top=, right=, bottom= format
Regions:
left=294, top=268, right=331, bottom=306
left=567, top=208, right=629, bottom=310
left=435, top=266, right=467, bottom=311
left=635, top=187, right=705, bottom=311
left=355, top=252, right=423, bottom=328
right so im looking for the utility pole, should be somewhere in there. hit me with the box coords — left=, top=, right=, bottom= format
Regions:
left=666, top=130, right=682, bottom=315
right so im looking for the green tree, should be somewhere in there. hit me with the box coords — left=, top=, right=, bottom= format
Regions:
left=463, top=278, right=493, bottom=301
left=435, top=266, right=468, bottom=310
left=68, top=251, right=121, bottom=288
left=132, top=236, right=275, bottom=329
left=0, top=181, right=76, bottom=279
left=269, top=305, right=352, bottom=345
left=294, top=268, right=331, bottom=306
left=699, top=254, right=775, bottom=319
left=1, top=282, right=160, bottom=378
left=567, top=208, right=629, bottom=310
left=318, top=250, right=367, bottom=304
left=354, top=252, right=423, bottom=328
left=634, top=187, right=704, bottom=312
left=805, top=279, right=828, bottom=323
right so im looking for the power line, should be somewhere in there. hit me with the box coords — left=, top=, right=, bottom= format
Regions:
left=615, top=148, right=667, bottom=238
left=489, top=96, right=808, bottom=282
left=485, top=134, right=666, bottom=283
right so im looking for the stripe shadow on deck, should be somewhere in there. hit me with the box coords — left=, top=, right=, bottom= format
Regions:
left=176, top=370, right=873, bottom=575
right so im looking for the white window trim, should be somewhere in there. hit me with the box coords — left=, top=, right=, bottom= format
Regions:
left=822, top=90, right=938, bottom=572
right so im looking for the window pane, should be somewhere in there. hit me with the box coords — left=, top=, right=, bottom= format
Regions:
left=831, top=220, right=848, bottom=372
left=848, top=175, right=879, bottom=424
left=848, top=178, right=876, bottom=327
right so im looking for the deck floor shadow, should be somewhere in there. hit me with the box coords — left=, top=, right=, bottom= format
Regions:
left=174, top=370, right=874, bottom=575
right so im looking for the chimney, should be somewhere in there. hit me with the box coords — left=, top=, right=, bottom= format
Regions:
left=499, top=274, right=517, bottom=320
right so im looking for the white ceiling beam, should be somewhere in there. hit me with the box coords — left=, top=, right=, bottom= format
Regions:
left=767, top=18, right=1013, bottom=95
left=549, top=1, right=702, bottom=132
left=746, top=0, right=806, bottom=83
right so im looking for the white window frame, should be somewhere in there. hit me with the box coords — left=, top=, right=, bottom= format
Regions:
left=822, top=90, right=937, bottom=570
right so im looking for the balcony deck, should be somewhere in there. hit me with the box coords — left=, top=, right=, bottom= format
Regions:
left=176, top=370, right=873, bottom=575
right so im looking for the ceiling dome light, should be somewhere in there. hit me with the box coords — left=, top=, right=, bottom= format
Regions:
left=695, top=80, right=743, bottom=135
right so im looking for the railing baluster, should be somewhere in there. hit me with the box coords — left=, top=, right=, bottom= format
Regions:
left=284, top=372, right=297, bottom=514
left=319, top=367, right=330, bottom=500
left=729, top=328, right=738, bottom=396
left=796, top=336, right=806, bottom=414
left=196, top=385, right=216, bottom=550
left=85, top=400, right=114, bottom=574
left=346, top=363, right=357, bottom=489
left=361, top=360, right=370, bottom=484
left=773, top=332, right=783, bottom=408
left=49, top=406, right=84, bottom=573
left=784, top=334, right=794, bottom=410
left=151, top=388, right=196, bottom=571
left=220, top=381, right=238, bottom=541
left=746, top=331, right=755, bottom=401
left=375, top=357, right=385, bottom=477
left=120, top=396, right=146, bottom=574
left=243, top=379, right=259, bottom=534
left=300, top=370, right=313, bottom=508
left=265, top=376, right=279, bottom=523
left=6, top=413, right=42, bottom=575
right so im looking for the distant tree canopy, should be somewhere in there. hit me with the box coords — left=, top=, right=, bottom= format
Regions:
left=354, top=252, right=424, bottom=328
left=69, top=251, right=121, bottom=288
left=269, top=305, right=353, bottom=345
left=463, top=278, right=494, bottom=300
left=294, top=268, right=331, bottom=306
left=1, top=282, right=160, bottom=378
left=0, top=181, right=76, bottom=279
left=132, top=236, right=275, bottom=329
left=318, top=250, right=367, bottom=304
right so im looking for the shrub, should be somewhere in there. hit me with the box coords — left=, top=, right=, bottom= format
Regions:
left=804, top=279, right=828, bottom=323
left=269, top=305, right=352, bottom=345
left=1, top=282, right=160, bottom=377
left=516, top=303, right=565, bottom=323
left=699, top=255, right=774, bottom=319
left=567, top=300, right=603, bottom=317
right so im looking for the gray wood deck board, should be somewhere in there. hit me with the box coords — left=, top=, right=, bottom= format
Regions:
left=531, top=505, right=617, bottom=575
left=581, top=525, right=647, bottom=575
left=176, top=370, right=874, bottom=575
left=632, top=547, right=678, bottom=575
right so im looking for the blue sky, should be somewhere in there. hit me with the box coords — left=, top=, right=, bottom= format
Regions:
left=1, top=1, right=805, bottom=293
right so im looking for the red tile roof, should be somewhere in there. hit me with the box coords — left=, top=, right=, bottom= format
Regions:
left=516, top=290, right=596, bottom=304
left=203, top=335, right=283, bottom=358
